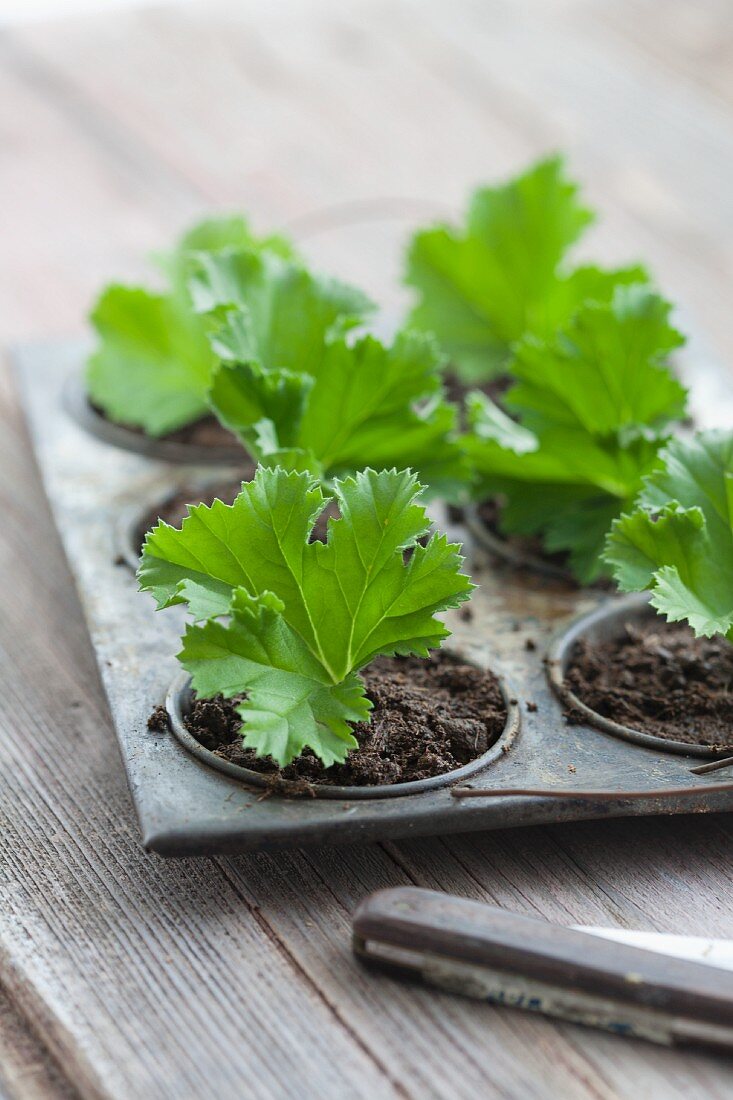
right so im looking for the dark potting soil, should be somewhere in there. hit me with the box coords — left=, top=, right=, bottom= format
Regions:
left=177, top=651, right=507, bottom=790
left=155, top=414, right=238, bottom=448
left=443, top=372, right=512, bottom=409
left=565, top=620, right=733, bottom=750
left=446, top=375, right=584, bottom=584
left=475, top=500, right=615, bottom=591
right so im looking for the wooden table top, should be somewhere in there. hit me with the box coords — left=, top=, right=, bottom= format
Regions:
left=1, top=2, right=732, bottom=1097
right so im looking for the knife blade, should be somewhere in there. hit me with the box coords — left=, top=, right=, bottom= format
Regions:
left=577, top=926, right=733, bottom=973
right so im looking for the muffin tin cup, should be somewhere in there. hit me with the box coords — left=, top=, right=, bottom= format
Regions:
left=115, top=473, right=254, bottom=571
left=66, top=198, right=452, bottom=469
left=165, top=665, right=521, bottom=800
left=464, top=503, right=576, bottom=582
left=547, top=592, right=732, bottom=760
left=64, top=373, right=244, bottom=466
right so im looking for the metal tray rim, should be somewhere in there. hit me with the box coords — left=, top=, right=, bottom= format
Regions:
left=464, top=503, right=576, bottom=582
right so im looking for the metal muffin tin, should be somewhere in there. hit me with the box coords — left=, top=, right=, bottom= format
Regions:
left=14, top=341, right=733, bottom=856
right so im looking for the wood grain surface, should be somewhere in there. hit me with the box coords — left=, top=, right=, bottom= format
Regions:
left=1, top=2, right=732, bottom=1097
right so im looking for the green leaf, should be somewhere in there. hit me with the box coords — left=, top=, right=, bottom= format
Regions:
left=86, top=215, right=297, bottom=435
left=158, top=214, right=297, bottom=295
left=465, top=392, right=538, bottom=455
left=465, top=288, right=687, bottom=583
left=181, top=589, right=365, bottom=766
left=175, top=215, right=295, bottom=263
left=507, top=285, right=686, bottom=434
left=139, top=467, right=329, bottom=626
left=605, top=432, right=733, bottom=638
left=405, top=154, right=648, bottom=381
left=208, top=360, right=313, bottom=455
left=467, top=421, right=663, bottom=583
left=87, top=285, right=216, bottom=436
left=187, top=247, right=374, bottom=371
left=139, top=467, right=473, bottom=764
left=207, top=331, right=469, bottom=499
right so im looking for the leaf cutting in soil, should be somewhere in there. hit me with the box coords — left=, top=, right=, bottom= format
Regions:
left=404, top=154, right=649, bottom=383
left=465, top=285, right=688, bottom=583
left=188, top=245, right=373, bottom=372
left=85, top=216, right=371, bottom=437
left=183, top=653, right=507, bottom=788
left=605, top=430, right=733, bottom=639
left=138, top=466, right=474, bottom=767
left=186, top=248, right=467, bottom=499
left=206, top=326, right=468, bottom=501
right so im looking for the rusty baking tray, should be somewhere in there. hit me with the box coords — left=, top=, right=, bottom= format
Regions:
left=13, top=338, right=733, bottom=856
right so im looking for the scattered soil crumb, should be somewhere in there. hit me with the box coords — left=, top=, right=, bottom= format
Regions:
left=563, top=706, right=586, bottom=725
left=147, top=706, right=170, bottom=733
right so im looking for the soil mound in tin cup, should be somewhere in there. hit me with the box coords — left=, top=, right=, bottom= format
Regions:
left=92, top=402, right=238, bottom=449
left=179, top=651, right=507, bottom=789
left=565, top=620, right=733, bottom=750
left=476, top=498, right=571, bottom=572
left=474, top=499, right=614, bottom=590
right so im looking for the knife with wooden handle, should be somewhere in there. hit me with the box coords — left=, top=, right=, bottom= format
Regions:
left=352, top=887, right=733, bottom=1052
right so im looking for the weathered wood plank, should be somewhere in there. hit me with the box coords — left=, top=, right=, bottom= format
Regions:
left=0, top=365, right=402, bottom=1100
left=215, top=846, right=612, bottom=1100
left=0, top=36, right=198, bottom=344
left=572, top=0, right=733, bottom=109
left=0, top=356, right=624, bottom=1100
left=389, top=0, right=733, bottom=358
left=12, top=0, right=733, bottom=361
left=380, top=828, right=733, bottom=1099
left=0, top=983, right=78, bottom=1100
